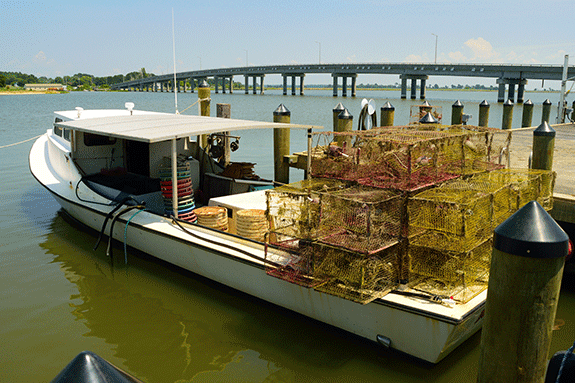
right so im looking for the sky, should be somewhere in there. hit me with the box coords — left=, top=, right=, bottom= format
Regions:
left=2, top=0, right=575, bottom=88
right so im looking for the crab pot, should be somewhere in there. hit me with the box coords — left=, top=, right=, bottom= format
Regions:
left=311, top=239, right=400, bottom=304
left=318, top=185, right=403, bottom=241
left=266, top=179, right=347, bottom=240
left=408, top=234, right=492, bottom=303
left=408, top=180, right=508, bottom=238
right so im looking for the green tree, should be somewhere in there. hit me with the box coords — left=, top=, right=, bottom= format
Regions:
left=0, top=74, right=5, bottom=88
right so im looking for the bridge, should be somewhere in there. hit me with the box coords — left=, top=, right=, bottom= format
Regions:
left=110, top=62, right=575, bottom=103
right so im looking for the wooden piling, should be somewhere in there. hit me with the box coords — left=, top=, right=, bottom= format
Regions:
left=216, top=103, right=231, bottom=167
left=336, top=108, right=353, bottom=147
left=380, top=102, right=395, bottom=127
left=542, top=99, right=552, bottom=124
left=521, top=99, right=534, bottom=128
left=478, top=100, right=490, bottom=127
left=532, top=121, right=556, bottom=171
left=477, top=201, right=568, bottom=383
left=502, top=99, right=513, bottom=130
left=451, top=100, right=464, bottom=125
left=332, top=102, right=345, bottom=132
left=273, top=104, right=291, bottom=184
left=198, top=80, right=211, bottom=148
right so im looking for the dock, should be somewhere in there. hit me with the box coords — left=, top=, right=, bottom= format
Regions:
left=509, top=123, right=575, bottom=225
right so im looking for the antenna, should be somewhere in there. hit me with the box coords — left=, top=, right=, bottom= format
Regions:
left=172, top=8, right=178, bottom=114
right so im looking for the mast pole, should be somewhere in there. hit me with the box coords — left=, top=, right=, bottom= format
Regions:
left=172, top=8, right=178, bottom=114
left=557, top=54, right=568, bottom=123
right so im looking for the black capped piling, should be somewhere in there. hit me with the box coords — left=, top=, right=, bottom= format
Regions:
left=51, top=351, right=142, bottom=383
left=532, top=121, right=556, bottom=171
left=451, top=100, right=464, bottom=125
left=521, top=99, right=534, bottom=128
left=477, top=201, right=568, bottom=383
left=502, top=99, right=513, bottom=130
left=273, top=104, right=291, bottom=184
left=380, top=102, right=395, bottom=127
left=419, top=112, right=438, bottom=124
left=478, top=100, right=490, bottom=127
left=336, top=108, right=353, bottom=147
left=419, top=100, right=432, bottom=116
left=332, top=102, right=345, bottom=132
left=542, top=99, right=552, bottom=124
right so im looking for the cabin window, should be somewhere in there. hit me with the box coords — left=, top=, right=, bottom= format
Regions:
left=63, top=128, right=71, bottom=141
left=54, top=118, right=63, bottom=137
left=84, top=133, right=116, bottom=146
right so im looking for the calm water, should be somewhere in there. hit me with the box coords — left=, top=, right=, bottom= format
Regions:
left=1, top=89, right=574, bottom=383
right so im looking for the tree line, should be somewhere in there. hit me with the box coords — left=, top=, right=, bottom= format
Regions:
left=0, top=68, right=154, bottom=90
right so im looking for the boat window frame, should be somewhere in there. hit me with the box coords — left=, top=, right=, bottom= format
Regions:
left=83, top=132, right=117, bottom=147
left=53, top=118, right=63, bottom=137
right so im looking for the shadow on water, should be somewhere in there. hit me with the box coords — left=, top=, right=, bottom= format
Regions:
left=38, top=210, right=484, bottom=383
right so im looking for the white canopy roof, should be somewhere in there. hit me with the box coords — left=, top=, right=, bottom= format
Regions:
left=54, top=110, right=319, bottom=143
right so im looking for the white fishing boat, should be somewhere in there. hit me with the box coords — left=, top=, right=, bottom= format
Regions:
left=29, top=103, right=494, bottom=364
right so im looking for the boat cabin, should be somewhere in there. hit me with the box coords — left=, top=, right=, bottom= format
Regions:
left=51, top=106, right=313, bottom=219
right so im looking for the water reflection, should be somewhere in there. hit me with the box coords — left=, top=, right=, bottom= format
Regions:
left=38, top=211, right=485, bottom=382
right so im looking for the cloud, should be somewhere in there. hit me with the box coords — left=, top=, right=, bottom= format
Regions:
left=34, top=51, right=47, bottom=62
left=463, top=38, right=498, bottom=61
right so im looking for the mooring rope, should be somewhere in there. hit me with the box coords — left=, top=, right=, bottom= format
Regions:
left=179, top=97, right=211, bottom=114
left=0, top=134, right=43, bottom=149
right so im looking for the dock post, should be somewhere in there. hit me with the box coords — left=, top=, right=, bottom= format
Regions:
left=477, top=201, right=568, bottom=383
left=542, top=99, right=552, bottom=124
left=478, top=100, right=490, bottom=127
left=198, top=80, right=210, bottom=148
left=336, top=108, right=353, bottom=148
left=332, top=102, right=345, bottom=132
left=217, top=103, right=231, bottom=167
left=502, top=99, right=513, bottom=130
left=380, top=102, right=395, bottom=127
left=521, top=99, right=534, bottom=128
left=451, top=100, right=464, bottom=125
left=531, top=122, right=556, bottom=171
left=273, top=104, right=291, bottom=185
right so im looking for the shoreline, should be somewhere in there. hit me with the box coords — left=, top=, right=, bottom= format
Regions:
left=0, top=90, right=68, bottom=95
